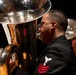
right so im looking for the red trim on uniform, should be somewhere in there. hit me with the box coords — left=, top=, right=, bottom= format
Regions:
left=38, top=64, right=50, bottom=74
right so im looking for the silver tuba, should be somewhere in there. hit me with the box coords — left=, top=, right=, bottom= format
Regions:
left=0, top=0, right=52, bottom=75
left=65, top=18, right=76, bottom=40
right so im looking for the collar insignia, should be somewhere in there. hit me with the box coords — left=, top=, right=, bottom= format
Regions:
left=43, top=56, right=52, bottom=66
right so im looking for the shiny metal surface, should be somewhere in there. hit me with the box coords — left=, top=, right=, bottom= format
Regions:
left=0, top=44, right=17, bottom=75
left=0, top=63, right=8, bottom=75
left=0, top=44, right=16, bottom=66
left=7, top=21, right=37, bottom=72
left=0, top=0, right=52, bottom=24
left=0, top=0, right=52, bottom=73
left=65, top=18, right=76, bottom=39
left=0, top=0, right=46, bottom=13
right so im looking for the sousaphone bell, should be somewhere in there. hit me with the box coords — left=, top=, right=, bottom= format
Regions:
left=0, top=0, right=52, bottom=75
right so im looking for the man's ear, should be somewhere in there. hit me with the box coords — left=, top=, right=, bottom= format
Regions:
left=51, top=21, right=57, bottom=28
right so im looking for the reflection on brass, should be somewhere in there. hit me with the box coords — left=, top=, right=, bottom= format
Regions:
left=23, top=52, right=26, bottom=60
left=0, top=0, right=52, bottom=74
left=0, top=64, right=8, bottom=75
left=8, top=24, right=16, bottom=44
left=10, top=53, right=19, bottom=66
left=65, top=18, right=76, bottom=39
left=0, top=0, right=48, bottom=14
left=8, top=24, right=19, bottom=45
left=0, top=44, right=17, bottom=66
left=1, top=4, right=16, bottom=13
left=0, top=0, right=52, bottom=24
left=0, top=44, right=17, bottom=75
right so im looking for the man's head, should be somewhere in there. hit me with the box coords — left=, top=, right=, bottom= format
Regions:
left=38, top=9, right=68, bottom=44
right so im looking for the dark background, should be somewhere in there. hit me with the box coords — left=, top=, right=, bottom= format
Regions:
left=51, top=0, right=76, bottom=19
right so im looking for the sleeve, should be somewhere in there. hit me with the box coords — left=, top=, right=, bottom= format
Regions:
left=35, top=47, right=68, bottom=75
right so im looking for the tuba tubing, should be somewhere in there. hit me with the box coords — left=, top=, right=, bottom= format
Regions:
left=0, top=44, right=17, bottom=75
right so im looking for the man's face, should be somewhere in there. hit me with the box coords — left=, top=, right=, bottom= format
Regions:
left=38, top=13, right=54, bottom=44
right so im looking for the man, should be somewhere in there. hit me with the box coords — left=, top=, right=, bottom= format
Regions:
left=10, top=9, right=76, bottom=75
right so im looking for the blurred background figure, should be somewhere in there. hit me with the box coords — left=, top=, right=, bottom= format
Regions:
left=65, top=18, right=76, bottom=56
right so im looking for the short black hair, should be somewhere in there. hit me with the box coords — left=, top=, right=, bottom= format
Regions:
left=48, top=9, right=68, bottom=32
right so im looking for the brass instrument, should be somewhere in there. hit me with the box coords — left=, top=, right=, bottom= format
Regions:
left=65, top=18, right=76, bottom=40
left=0, top=0, right=52, bottom=75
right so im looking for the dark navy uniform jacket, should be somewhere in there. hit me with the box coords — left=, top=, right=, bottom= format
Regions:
left=12, top=35, right=76, bottom=75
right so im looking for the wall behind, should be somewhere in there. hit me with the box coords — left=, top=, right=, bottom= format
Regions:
left=51, top=0, right=76, bottom=19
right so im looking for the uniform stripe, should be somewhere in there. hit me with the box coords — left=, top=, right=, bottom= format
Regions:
left=38, top=64, right=49, bottom=74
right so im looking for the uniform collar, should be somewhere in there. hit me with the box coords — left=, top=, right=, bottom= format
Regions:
left=48, top=35, right=67, bottom=45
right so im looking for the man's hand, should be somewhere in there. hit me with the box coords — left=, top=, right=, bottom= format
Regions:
left=9, top=53, right=19, bottom=73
